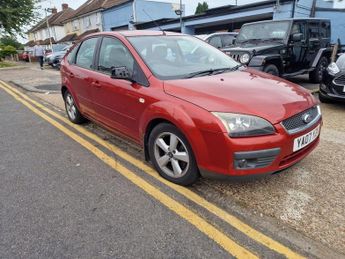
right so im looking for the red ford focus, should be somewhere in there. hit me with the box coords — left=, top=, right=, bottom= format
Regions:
left=60, top=31, right=321, bottom=185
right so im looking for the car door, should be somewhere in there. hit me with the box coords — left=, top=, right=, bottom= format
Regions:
left=289, top=21, right=307, bottom=71
left=90, top=36, right=150, bottom=141
left=69, top=37, right=99, bottom=117
left=306, top=21, right=321, bottom=66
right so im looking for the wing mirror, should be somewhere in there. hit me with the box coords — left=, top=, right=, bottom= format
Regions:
left=111, top=66, right=133, bottom=81
left=292, top=33, right=303, bottom=42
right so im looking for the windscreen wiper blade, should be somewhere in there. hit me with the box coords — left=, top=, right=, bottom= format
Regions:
left=186, top=68, right=232, bottom=78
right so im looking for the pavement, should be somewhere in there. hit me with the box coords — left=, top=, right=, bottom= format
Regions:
left=1, top=64, right=344, bottom=257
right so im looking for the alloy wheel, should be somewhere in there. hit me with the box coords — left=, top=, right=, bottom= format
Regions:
left=153, top=132, right=190, bottom=178
left=65, top=93, right=77, bottom=121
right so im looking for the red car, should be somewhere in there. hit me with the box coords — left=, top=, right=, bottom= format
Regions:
left=60, top=31, right=321, bottom=185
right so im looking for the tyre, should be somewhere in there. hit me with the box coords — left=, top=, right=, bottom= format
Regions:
left=148, top=123, right=199, bottom=186
left=319, top=92, right=331, bottom=103
left=263, top=64, right=279, bottom=76
left=63, top=90, right=86, bottom=124
left=309, top=56, right=328, bottom=83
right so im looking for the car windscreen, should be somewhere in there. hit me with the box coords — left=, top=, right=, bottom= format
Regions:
left=336, top=54, right=345, bottom=71
left=236, top=21, right=290, bottom=43
left=127, top=35, right=239, bottom=80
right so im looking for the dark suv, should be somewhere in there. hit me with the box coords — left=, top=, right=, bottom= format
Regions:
left=224, top=18, right=332, bottom=83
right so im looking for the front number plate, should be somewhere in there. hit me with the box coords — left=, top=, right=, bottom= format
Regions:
left=293, top=125, right=320, bottom=152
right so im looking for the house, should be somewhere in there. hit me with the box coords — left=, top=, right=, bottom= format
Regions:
left=26, top=4, right=74, bottom=47
left=102, top=0, right=182, bottom=31
left=61, top=0, right=127, bottom=41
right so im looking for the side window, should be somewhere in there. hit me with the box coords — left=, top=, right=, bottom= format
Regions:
left=291, top=22, right=306, bottom=40
left=320, top=21, right=330, bottom=38
left=208, top=36, right=222, bottom=49
left=98, top=37, right=134, bottom=74
left=67, top=43, right=80, bottom=64
left=308, top=22, right=319, bottom=39
left=76, top=37, right=98, bottom=69
left=222, top=35, right=235, bottom=47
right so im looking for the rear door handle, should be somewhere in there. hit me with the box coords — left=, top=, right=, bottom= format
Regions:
left=92, top=81, right=102, bottom=88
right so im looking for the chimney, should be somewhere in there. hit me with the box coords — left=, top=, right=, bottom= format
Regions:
left=62, top=3, right=68, bottom=11
left=51, top=7, right=57, bottom=14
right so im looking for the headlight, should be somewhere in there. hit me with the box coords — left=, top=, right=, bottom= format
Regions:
left=240, top=53, right=250, bottom=64
left=212, top=112, right=275, bottom=137
left=327, top=62, right=340, bottom=76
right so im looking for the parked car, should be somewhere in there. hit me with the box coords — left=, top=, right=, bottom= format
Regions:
left=224, top=18, right=332, bottom=83
left=46, top=45, right=71, bottom=68
left=60, top=31, right=321, bottom=185
left=196, top=32, right=238, bottom=50
left=19, top=51, right=30, bottom=62
left=320, top=54, right=345, bottom=102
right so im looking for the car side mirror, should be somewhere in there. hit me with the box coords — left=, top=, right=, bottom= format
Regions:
left=111, top=66, right=132, bottom=81
left=292, top=33, right=303, bottom=42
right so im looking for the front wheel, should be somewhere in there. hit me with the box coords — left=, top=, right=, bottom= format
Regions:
left=63, top=90, right=86, bottom=124
left=263, top=64, right=279, bottom=76
left=148, top=123, right=199, bottom=186
left=309, top=56, right=328, bottom=83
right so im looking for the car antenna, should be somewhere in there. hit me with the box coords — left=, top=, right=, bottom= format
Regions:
left=142, top=9, right=166, bottom=35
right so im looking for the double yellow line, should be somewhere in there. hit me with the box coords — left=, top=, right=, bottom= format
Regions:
left=0, top=80, right=305, bottom=259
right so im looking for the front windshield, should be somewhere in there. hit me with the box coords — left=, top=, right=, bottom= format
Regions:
left=127, top=35, right=239, bottom=80
left=236, top=21, right=290, bottom=43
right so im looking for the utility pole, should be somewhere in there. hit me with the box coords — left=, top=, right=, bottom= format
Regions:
left=45, top=8, right=53, bottom=52
left=179, top=0, right=183, bottom=33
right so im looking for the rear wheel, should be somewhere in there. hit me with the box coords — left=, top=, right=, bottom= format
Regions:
left=63, top=90, right=86, bottom=124
left=263, top=64, right=279, bottom=76
left=148, top=123, right=199, bottom=186
left=309, top=56, right=328, bottom=83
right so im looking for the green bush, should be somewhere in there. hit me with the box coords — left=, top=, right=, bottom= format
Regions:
left=0, top=45, right=17, bottom=59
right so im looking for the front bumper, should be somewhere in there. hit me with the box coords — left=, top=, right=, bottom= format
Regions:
left=198, top=119, right=322, bottom=178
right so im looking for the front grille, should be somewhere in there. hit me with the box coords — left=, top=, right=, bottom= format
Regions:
left=229, top=53, right=241, bottom=62
left=281, top=106, right=321, bottom=134
left=333, top=74, right=345, bottom=86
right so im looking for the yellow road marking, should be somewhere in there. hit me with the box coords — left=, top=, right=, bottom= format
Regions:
left=0, top=82, right=257, bottom=259
left=1, top=80, right=306, bottom=259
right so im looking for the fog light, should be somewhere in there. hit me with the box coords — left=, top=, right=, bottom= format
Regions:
left=320, top=83, right=328, bottom=91
left=237, top=159, right=248, bottom=168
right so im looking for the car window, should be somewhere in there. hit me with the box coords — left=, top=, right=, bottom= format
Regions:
left=222, top=35, right=235, bottom=47
left=128, top=35, right=239, bottom=80
left=67, top=43, right=80, bottom=64
left=208, top=36, right=222, bottom=48
left=320, top=21, right=330, bottom=38
left=98, top=37, right=134, bottom=74
left=291, top=22, right=306, bottom=40
left=76, top=37, right=98, bottom=69
left=308, top=22, right=319, bottom=39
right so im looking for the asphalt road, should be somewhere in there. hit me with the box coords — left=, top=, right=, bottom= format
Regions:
left=1, top=66, right=345, bottom=258
left=0, top=84, right=235, bottom=258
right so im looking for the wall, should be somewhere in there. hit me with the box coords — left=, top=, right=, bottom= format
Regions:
left=135, top=0, right=179, bottom=23
left=102, top=2, right=133, bottom=31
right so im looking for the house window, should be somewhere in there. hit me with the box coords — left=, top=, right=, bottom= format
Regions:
left=72, top=20, right=79, bottom=31
left=83, top=17, right=91, bottom=29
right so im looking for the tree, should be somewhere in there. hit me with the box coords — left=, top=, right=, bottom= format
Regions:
left=0, top=0, right=37, bottom=36
left=195, top=2, right=209, bottom=15
left=0, top=36, right=23, bottom=49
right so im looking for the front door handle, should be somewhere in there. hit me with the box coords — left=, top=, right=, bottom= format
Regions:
left=91, top=81, right=102, bottom=88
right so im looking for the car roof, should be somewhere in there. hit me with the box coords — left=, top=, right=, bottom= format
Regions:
left=87, top=30, right=183, bottom=38
left=243, top=18, right=331, bottom=26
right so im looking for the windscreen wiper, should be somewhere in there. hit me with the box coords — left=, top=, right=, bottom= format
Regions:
left=186, top=68, right=231, bottom=78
